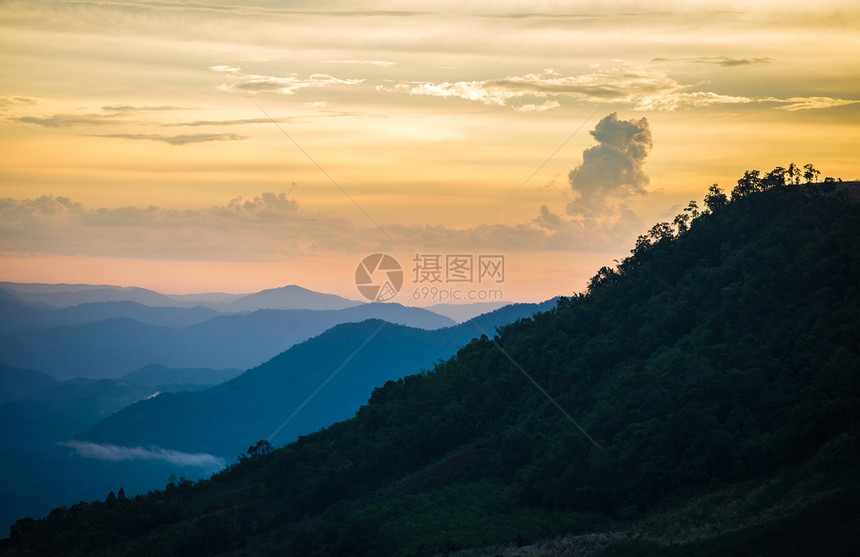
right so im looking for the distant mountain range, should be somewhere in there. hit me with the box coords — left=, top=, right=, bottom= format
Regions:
left=0, top=301, right=456, bottom=380
left=0, top=290, right=555, bottom=534
left=79, top=300, right=558, bottom=457
left=0, top=282, right=360, bottom=311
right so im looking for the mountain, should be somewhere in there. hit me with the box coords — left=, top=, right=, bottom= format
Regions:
left=211, top=284, right=361, bottom=312
left=165, top=291, right=244, bottom=305
left=0, top=282, right=361, bottom=312
left=0, top=372, right=222, bottom=538
left=78, top=300, right=557, bottom=457
left=0, top=301, right=550, bottom=535
left=425, top=301, right=508, bottom=322
left=0, top=299, right=221, bottom=333
left=0, top=303, right=457, bottom=380
left=3, top=181, right=858, bottom=555
left=0, top=363, right=58, bottom=400
left=0, top=283, right=177, bottom=308
left=119, top=364, right=243, bottom=387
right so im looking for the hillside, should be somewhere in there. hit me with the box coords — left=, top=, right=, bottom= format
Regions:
left=2, top=179, right=858, bottom=555
left=0, top=363, right=58, bottom=400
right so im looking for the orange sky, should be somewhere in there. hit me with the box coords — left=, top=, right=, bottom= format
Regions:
left=1, top=1, right=858, bottom=303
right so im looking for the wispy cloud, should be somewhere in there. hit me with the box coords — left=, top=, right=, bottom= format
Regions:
left=383, top=64, right=855, bottom=112
left=63, top=440, right=225, bottom=470
left=652, top=56, right=773, bottom=67
left=211, top=65, right=363, bottom=95
left=102, top=104, right=186, bottom=112
left=516, top=100, right=560, bottom=112
left=769, top=96, right=859, bottom=111
left=635, top=91, right=755, bottom=111
left=326, top=59, right=395, bottom=66
left=10, top=104, right=184, bottom=128
left=0, top=95, right=41, bottom=108
left=11, top=113, right=119, bottom=128
left=90, top=133, right=249, bottom=145
left=382, top=66, right=682, bottom=109
left=164, top=117, right=295, bottom=127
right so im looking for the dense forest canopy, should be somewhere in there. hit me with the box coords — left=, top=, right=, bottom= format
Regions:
left=2, top=165, right=858, bottom=556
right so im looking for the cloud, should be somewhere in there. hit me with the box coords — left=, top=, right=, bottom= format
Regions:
left=0, top=95, right=40, bottom=108
left=770, top=96, right=859, bottom=111
left=635, top=91, right=755, bottom=111
left=0, top=192, right=363, bottom=260
left=652, top=56, right=773, bottom=67
left=383, top=65, right=686, bottom=109
left=62, top=440, right=225, bottom=470
left=10, top=105, right=187, bottom=128
left=102, top=104, right=186, bottom=112
left=567, top=112, right=652, bottom=215
left=165, top=117, right=295, bottom=127
left=325, top=59, right=395, bottom=66
left=211, top=66, right=363, bottom=95
left=383, top=64, right=856, bottom=113
left=0, top=190, right=637, bottom=257
left=515, top=100, right=560, bottom=112
left=90, top=133, right=249, bottom=145
left=11, top=113, right=119, bottom=128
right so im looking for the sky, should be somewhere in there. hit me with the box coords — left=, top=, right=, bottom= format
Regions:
left=1, top=0, right=858, bottom=304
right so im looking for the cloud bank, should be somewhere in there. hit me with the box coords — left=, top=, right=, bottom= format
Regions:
left=383, top=64, right=857, bottom=112
left=63, top=440, right=225, bottom=470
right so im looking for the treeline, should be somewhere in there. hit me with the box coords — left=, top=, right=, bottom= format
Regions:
left=2, top=167, right=858, bottom=556
left=588, top=162, right=845, bottom=293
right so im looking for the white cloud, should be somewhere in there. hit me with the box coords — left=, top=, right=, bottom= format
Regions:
left=325, top=59, right=395, bottom=66
left=635, top=91, right=755, bottom=111
left=770, top=96, right=859, bottom=111
left=567, top=112, right=652, bottom=216
left=62, top=440, right=225, bottom=470
left=212, top=66, right=363, bottom=95
left=515, top=100, right=561, bottom=112
left=383, top=65, right=857, bottom=112
left=384, top=66, right=683, bottom=108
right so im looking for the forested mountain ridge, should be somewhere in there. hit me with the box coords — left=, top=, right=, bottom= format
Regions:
left=2, top=176, right=858, bottom=556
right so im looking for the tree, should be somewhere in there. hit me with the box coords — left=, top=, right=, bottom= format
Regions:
left=684, top=200, right=701, bottom=220
left=649, top=222, right=675, bottom=243
left=732, top=170, right=761, bottom=199
left=803, top=163, right=820, bottom=183
left=673, top=212, right=690, bottom=235
left=761, top=166, right=787, bottom=190
left=787, top=162, right=802, bottom=185
left=703, top=184, right=728, bottom=212
left=587, top=266, right=619, bottom=293
left=246, top=439, right=274, bottom=459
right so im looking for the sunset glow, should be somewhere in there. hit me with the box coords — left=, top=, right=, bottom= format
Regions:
left=2, top=0, right=858, bottom=301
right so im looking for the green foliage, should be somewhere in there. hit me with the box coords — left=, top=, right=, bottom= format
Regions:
left=2, top=174, right=858, bottom=556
